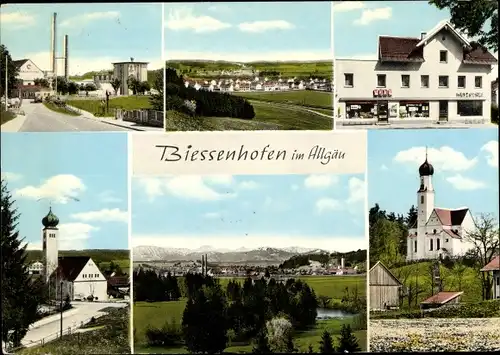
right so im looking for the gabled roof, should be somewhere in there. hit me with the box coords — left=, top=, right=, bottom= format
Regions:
left=379, top=36, right=424, bottom=62
left=12, top=59, right=29, bottom=68
left=481, top=256, right=500, bottom=272
left=369, top=260, right=403, bottom=286
left=416, top=20, right=470, bottom=48
left=432, top=208, right=469, bottom=226
left=442, top=229, right=462, bottom=240
left=421, top=291, right=463, bottom=305
left=54, top=256, right=91, bottom=281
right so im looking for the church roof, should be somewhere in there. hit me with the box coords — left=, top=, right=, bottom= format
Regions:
left=443, top=229, right=462, bottom=239
left=54, top=256, right=91, bottom=281
left=481, top=256, right=500, bottom=272
left=433, top=208, right=469, bottom=226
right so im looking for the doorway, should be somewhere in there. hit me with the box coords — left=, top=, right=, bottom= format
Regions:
left=438, top=100, right=448, bottom=121
left=377, top=101, right=389, bottom=122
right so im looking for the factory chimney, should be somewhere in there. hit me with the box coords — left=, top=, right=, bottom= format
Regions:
left=205, top=254, right=208, bottom=276
left=50, top=13, right=57, bottom=75
left=341, top=257, right=345, bottom=269
left=201, top=255, right=205, bottom=276
left=63, top=35, right=68, bottom=80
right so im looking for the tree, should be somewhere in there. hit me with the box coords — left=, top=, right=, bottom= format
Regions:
left=83, top=83, right=97, bottom=92
left=319, top=330, right=335, bottom=353
left=149, top=69, right=163, bottom=111
left=252, top=330, right=271, bottom=353
left=430, top=0, right=498, bottom=52
left=266, top=317, right=294, bottom=353
left=110, top=78, right=121, bottom=95
left=127, top=76, right=140, bottom=95
left=140, top=81, right=151, bottom=94
left=1, top=180, right=44, bottom=349
left=34, top=78, right=50, bottom=88
left=336, top=324, right=361, bottom=353
left=0, top=45, right=19, bottom=98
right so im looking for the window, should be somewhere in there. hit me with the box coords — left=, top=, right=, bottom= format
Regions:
left=438, top=76, right=449, bottom=88
left=421, top=75, right=429, bottom=88
left=457, top=76, right=466, bottom=89
left=401, top=75, right=410, bottom=88
left=420, top=195, right=424, bottom=204
left=344, top=73, right=354, bottom=87
left=439, top=50, right=448, bottom=63
left=95, top=274, right=99, bottom=277
left=400, top=102, right=430, bottom=118
left=83, top=274, right=86, bottom=278
left=457, top=100, right=483, bottom=116
left=475, top=76, right=482, bottom=88
left=377, top=74, right=386, bottom=88
left=345, top=102, right=377, bottom=119
left=414, top=240, right=417, bottom=253
left=445, top=238, right=449, bottom=243
left=433, top=229, right=437, bottom=234
left=437, top=238, right=441, bottom=250
left=496, top=277, right=499, bottom=286
left=430, top=239, right=433, bottom=251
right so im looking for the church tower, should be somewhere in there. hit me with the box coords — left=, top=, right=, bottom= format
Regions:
left=417, top=148, right=435, bottom=233
left=42, top=207, right=59, bottom=283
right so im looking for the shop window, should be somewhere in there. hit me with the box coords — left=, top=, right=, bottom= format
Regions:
left=344, top=73, right=354, bottom=87
left=421, top=75, right=429, bottom=88
left=439, top=50, right=448, bottom=63
left=345, top=102, right=377, bottom=119
left=457, top=76, right=466, bottom=89
left=457, top=100, right=483, bottom=116
left=438, top=76, right=449, bottom=88
left=399, top=101, right=430, bottom=118
left=377, top=74, right=386, bottom=88
left=401, top=75, right=410, bottom=88
left=475, top=76, right=482, bottom=88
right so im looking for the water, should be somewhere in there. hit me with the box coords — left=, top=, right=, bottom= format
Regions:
left=316, top=307, right=355, bottom=319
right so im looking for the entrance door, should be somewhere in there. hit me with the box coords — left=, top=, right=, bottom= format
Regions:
left=377, top=101, right=389, bottom=122
left=438, top=100, right=448, bottom=121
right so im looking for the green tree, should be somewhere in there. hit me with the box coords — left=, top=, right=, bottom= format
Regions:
left=149, top=69, right=163, bottom=111
left=319, top=330, right=334, bottom=353
left=336, top=324, right=361, bottom=353
left=0, top=45, right=19, bottom=98
left=430, top=0, right=498, bottom=52
left=110, top=78, right=121, bottom=95
left=252, top=330, right=271, bottom=353
left=33, top=78, right=50, bottom=88
left=127, top=76, right=140, bottom=95
left=1, top=180, right=44, bottom=349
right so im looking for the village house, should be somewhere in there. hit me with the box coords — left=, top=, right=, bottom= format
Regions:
left=29, top=261, right=44, bottom=275
left=369, top=261, right=403, bottom=311
left=481, top=256, right=500, bottom=299
left=335, top=20, right=497, bottom=125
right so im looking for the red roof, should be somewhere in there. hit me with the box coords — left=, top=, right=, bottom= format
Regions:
left=481, top=256, right=500, bottom=272
left=434, top=208, right=469, bottom=226
left=463, top=45, right=498, bottom=64
left=421, top=291, right=463, bottom=304
left=443, top=229, right=461, bottom=240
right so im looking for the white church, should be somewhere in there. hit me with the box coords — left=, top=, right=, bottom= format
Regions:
left=41, top=207, right=109, bottom=301
left=406, top=152, right=476, bottom=261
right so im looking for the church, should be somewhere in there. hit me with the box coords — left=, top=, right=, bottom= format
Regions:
left=406, top=151, right=476, bottom=261
left=41, top=207, right=108, bottom=301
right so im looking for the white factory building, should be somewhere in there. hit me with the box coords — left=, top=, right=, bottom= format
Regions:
left=335, top=20, right=497, bottom=126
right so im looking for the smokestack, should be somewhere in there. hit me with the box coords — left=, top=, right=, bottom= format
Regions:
left=50, top=13, right=57, bottom=75
left=341, top=257, right=345, bottom=269
left=63, top=35, right=68, bottom=80
left=205, top=254, right=208, bottom=276
left=201, top=255, right=205, bottom=275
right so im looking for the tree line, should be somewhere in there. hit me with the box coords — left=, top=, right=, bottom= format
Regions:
left=279, top=249, right=367, bottom=270
left=166, top=67, right=255, bottom=119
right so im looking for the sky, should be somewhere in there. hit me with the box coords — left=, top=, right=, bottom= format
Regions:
left=0, top=3, right=162, bottom=75
left=368, top=128, right=499, bottom=220
left=164, top=2, right=332, bottom=61
left=131, top=174, right=366, bottom=252
left=1, top=133, right=129, bottom=250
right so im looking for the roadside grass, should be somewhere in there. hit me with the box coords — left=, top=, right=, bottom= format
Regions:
left=67, top=96, right=152, bottom=117
left=232, top=90, right=332, bottom=109
left=1, top=107, right=16, bottom=125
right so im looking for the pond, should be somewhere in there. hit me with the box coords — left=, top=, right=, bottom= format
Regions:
left=316, top=308, right=356, bottom=319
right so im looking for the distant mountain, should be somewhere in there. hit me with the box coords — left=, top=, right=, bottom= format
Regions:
left=133, top=245, right=332, bottom=263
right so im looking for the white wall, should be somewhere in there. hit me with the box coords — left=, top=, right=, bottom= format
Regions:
left=42, top=227, right=59, bottom=282
left=17, top=60, right=45, bottom=85
left=73, top=258, right=108, bottom=301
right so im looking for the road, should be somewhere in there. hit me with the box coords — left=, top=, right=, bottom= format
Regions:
left=21, top=301, right=127, bottom=348
left=18, top=101, right=133, bottom=132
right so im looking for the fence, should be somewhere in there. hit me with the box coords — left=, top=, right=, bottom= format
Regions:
left=115, top=109, right=164, bottom=127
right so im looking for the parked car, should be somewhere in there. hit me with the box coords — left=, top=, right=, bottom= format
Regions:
left=32, top=97, right=42, bottom=103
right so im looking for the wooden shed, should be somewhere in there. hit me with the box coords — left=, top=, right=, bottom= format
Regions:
left=369, top=261, right=403, bottom=311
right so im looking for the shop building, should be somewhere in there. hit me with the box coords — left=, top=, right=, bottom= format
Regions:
left=335, top=20, right=497, bottom=126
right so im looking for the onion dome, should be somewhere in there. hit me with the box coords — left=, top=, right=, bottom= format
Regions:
left=419, top=158, right=434, bottom=176
left=42, top=207, right=59, bottom=228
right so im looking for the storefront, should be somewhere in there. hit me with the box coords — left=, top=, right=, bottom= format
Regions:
left=399, top=101, right=430, bottom=118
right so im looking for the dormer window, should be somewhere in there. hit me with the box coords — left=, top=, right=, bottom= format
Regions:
left=439, top=50, right=448, bottom=63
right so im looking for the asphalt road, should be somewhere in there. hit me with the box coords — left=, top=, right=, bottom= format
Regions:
left=18, top=101, right=132, bottom=132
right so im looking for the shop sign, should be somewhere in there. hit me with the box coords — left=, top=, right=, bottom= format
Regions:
left=456, top=92, right=483, bottom=98
left=373, top=89, right=392, bottom=97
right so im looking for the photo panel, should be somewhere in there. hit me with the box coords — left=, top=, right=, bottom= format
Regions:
left=164, top=1, right=334, bottom=131
left=367, top=128, right=499, bottom=351
left=333, top=1, right=498, bottom=130
left=131, top=131, right=368, bottom=353
left=1, top=3, right=163, bottom=133
left=0, top=132, right=130, bottom=353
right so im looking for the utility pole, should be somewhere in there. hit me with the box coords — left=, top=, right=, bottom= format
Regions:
left=60, top=280, right=63, bottom=339
left=5, top=55, right=8, bottom=107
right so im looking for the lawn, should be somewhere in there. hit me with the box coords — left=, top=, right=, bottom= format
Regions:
left=232, top=90, right=333, bottom=110
left=43, top=102, right=80, bottom=116
left=67, top=96, right=152, bottom=117
left=1, top=107, right=16, bottom=125
left=134, top=301, right=366, bottom=353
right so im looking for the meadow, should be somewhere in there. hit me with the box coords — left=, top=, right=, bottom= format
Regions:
left=232, top=90, right=333, bottom=110
left=67, top=96, right=152, bottom=117
left=43, top=101, right=80, bottom=116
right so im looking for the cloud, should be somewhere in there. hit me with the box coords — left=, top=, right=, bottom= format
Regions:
left=60, top=11, right=120, bottom=28
left=0, top=11, right=36, bottom=29
left=203, top=212, right=221, bottom=219
left=393, top=146, right=477, bottom=172
left=333, top=1, right=365, bottom=12
left=346, top=177, right=365, bottom=204
left=380, top=164, right=389, bottom=171
left=132, top=234, right=367, bottom=253
left=164, top=49, right=333, bottom=62
left=1, top=172, right=22, bottom=182
left=238, top=20, right=294, bottom=33
left=304, top=174, right=339, bottom=189
left=136, top=176, right=236, bottom=202
left=165, top=7, right=231, bottom=32
left=71, top=208, right=128, bottom=223
left=98, top=190, right=122, bottom=204
left=291, top=184, right=299, bottom=191
left=205, top=175, right=234, bottom=185
left=207, top=5, right=232, bottom=13
left=238, top=181, right=260, bottom=190
left=316, top=198, right=342, bottom=213
left=481, top=140, right=498, bottom=168
left=14, top=174, right=85, bottom=204
left=58, top=222, right=99, bottom=250
left=353, top=7, right=392, bottom=26
left=446, top=174, right=487, bottom=191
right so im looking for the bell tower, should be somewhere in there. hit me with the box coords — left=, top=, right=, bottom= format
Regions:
left=42, top=207, right=59, bottom=283
left=417, top=148, right=435, bottom=248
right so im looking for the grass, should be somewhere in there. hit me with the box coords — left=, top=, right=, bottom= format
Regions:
left=1, top=107, right=16, bottom=125
left=67, top=96, right=152, bottom=117
left=232, top=90, right=332, bottom=110
left=43, top=102, right=81, bottom=116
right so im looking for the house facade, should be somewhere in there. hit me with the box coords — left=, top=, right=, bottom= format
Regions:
left=481, top=256, right=500, bottom=299
left=13, top=59, right=46, bottom=86
left=112, top=60, right=148, bottom=95
left=335, top=20, right=497, bottom=125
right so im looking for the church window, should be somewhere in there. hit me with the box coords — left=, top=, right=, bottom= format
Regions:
left=420, top=196, right=424, bottom=204
left=437, top=238, right=440, bottom=250
left=433, top=229, right=437, bottom=234
left=496, top=277, right=499, bottom=286
left=429, top=239, right=433, bottom=251
left=445, top=238, right=449, bottom=243
left=414, top=240, right=417, bottom=252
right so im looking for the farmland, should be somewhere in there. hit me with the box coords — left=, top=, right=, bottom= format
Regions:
left=232, top=90, right=332, bottom=110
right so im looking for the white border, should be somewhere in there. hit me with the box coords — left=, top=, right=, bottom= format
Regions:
left=331, top=1, right=337, bottom=130
left=128, top=131, right=134, bottom=354
left=162, top=2, right=166, bottom=131
left=365, top=136, right=370, bottom=352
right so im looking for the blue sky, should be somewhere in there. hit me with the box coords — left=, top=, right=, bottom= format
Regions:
left=1, top=3, right=162, bottom=75
left=368, top=129, right=499, bottom=220
left=132, top=174, right=366, bottom=252
left=1, top=133, right=128, bottom=250
left=164, top=2, right=332, bottom=61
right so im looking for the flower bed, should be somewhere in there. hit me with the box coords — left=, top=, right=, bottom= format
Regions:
left=370, top=318, right=500, bottom=352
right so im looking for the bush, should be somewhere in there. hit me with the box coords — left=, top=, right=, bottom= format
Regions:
left=145, top=321, right=183, bottom=347
left=491, top=104, right=498, bottom=124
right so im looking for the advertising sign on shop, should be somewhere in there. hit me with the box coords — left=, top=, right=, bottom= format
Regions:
left=456, top=92, right=484, bottom=98
left=373, top=89, right=392, bottom=97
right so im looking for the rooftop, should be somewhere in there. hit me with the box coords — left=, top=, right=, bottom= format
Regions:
left=421, top=291, right=463, bottom=305
left=481, top=255, right=500, bottom=272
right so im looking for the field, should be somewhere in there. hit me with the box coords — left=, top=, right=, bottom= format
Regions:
left=370, top=318, right=500, bottom=352
left=134, top=300, right=366, bottom=353
left=232, top=90, right=332, bottom=110
left=43, top=102, right=80, bottom=116
left=67, top=96, right=152, bottom=117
